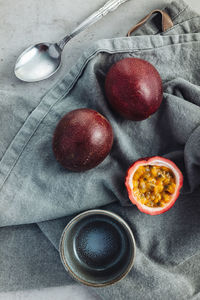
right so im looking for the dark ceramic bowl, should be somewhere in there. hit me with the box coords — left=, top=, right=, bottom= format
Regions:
left=59, top=209, right=136, bottom=287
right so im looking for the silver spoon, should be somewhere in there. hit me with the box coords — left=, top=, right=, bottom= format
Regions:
left=14, top=0, right=128, bottom=82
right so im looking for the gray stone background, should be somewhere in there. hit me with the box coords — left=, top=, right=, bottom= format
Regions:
left=0, top=0, right=199, bottom=299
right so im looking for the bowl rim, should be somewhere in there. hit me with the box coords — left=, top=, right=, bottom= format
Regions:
left=59, top=209, right=136, bottom=287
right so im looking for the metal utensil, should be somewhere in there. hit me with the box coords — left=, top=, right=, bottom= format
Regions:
left=14, top=0, right=129, bottom=82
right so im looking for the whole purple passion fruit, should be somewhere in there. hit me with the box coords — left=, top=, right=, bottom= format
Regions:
left=52, top=108, right=113, bottom=171
left=105, top=58, right=163, bottom=121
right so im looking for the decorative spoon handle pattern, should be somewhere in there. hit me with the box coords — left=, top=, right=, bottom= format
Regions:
left=58, top=0, right=129, bottom=49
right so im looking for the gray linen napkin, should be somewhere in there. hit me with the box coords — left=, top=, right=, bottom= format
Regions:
left=0, top=0, right=200, bottom=299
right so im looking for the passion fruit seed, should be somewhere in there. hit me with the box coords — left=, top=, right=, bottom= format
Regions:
left=132, top=165, right=176, bottom=208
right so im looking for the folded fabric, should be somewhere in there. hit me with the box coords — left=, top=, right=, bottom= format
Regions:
left=0, top=1, right=200, bottom=299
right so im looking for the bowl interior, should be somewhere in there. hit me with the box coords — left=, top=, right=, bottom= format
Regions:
left=60, top=210, right=135, bottom=286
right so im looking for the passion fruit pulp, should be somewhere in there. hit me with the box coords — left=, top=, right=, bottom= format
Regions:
left=105, top=58, right=163, bottom=121
left=52, top=108, right=113, bottom=172
left=125, top=157, right=183, bottom=215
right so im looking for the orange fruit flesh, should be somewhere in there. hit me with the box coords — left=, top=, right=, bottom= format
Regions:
left=132, top=165, right=176, bottom=208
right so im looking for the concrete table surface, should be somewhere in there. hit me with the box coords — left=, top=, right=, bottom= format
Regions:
left=0, top=0, right=199, bottom=299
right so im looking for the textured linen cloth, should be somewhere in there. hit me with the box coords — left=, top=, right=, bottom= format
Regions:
left=0, top=0, right=200, bottom=299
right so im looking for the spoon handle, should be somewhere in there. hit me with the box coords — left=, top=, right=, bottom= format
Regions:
left=58, top=0, right=129, bottom=50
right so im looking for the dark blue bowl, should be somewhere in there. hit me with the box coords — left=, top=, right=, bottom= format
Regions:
left=59, top=209, right=136, bottom=287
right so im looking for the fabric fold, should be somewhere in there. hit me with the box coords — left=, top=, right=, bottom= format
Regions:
left=1, top=31, right=200, bottom=226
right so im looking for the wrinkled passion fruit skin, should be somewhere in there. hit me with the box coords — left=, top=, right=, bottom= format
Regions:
left=52, top=109, right=113, bottom=172
left=125, top=156, right=183, bottom=215
left=105, top=58, right=163, bottom=121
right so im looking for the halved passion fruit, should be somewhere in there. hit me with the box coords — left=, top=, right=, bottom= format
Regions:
left=125, top=156, right=183, bottom=215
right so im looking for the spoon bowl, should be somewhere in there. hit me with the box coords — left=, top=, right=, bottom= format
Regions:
left=15, top=43, right=62, bottom=82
